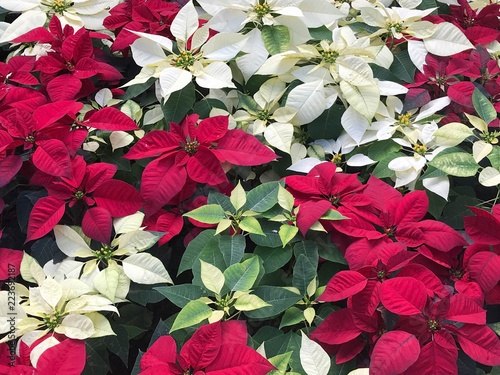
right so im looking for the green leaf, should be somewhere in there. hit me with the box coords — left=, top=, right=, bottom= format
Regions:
left=239, top=216, right=265, bottom=235
left=233, top=292, right=271, bottom=311
left=308, top=26, right=333, bottom=41
left=433, top=122, right=474, bottom=146
left=244, top=286, right=302, bottom=319
left=280, top=307, right=305, bottom=329
left=368, top=139, right=401, bottom=161
left=208, top=191, right=234, bottom=212
left=250, top=221, right=283, bottom=248
left=278, top=185, right=294, bottom=212
left=224, top=256, right=261, bottom=291
left=317, top=240, right=347, bottom=265
left=473, top=88, right=497, bottom=125
left=170, top=299, right=212, bottom=332
left=390, top=50, right=416, bottom=83
left=320, top=209, right=349, bottom=221
left=307, top=105, right=344, bottom=140
left=293, top=254, right=317, bottom=295
left=178, top=230, right=219, bottom=275
left=254, top=245, right=293, bottom=273
left=104, top=323, right=129, bottom=365
left=369, top=63, right=402, bottom=83
left=261, top=25, right=290, bottom=55
left=155, top=284, right=208, bottom=308
left=230, top=182, right=247, bottom=211
left=161, top=82, right=195, bottom=123
left=192, top=98, right=226, bottom=119
left=294, top=241, right=319, bottom=266
left=428, top=151, right=479, bottom=177
left=200, top=260, right=225, bottom=294
left=246, top=181, right=282, bottom=212
left=219, top=235, right=246, bottom=267
left=269, top=352, right=293, bottom=374
left=122, top=78, right=156, bottom=101
left=237, top=92, right=261, bottom=113
left=264, top=332, right=304, bottom=373
left=127, top=283, right=167, bottom=306
left=488, top=146, right=500, bottom=170
left=279, top=224, right=299, bottom=247
left=372, top=152, right=405, bottom=178
left=183, top=204, right=226, bottom=224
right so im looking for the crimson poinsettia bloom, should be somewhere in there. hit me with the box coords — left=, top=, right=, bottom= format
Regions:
left=124, top=114, right=277, bottom=215
left=27, top=155, right=142, bottom=242
left=284, top=162, right=374, bottom=235
left=139, top=321, right=275, bottom=375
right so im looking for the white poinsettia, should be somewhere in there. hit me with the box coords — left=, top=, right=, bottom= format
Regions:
left=126, top=1, right=248, bottom=98
left=233, top=78, right=296, bottom=153
left=51, top=212, right=172, bottom=302
left=375, top=96, right=451, bottom=141
left=0, top=254, right=116, bottom=343
left=0, top=0, right=118, bottom=43
left=388, top=122, right=451, bottom=198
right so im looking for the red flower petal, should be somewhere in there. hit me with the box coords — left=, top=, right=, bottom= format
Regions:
left=370, top=331, right=420, bottom=375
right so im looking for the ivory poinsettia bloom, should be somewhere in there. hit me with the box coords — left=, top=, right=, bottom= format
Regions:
left=233, top=78, right=296, bottom=153
left=0, top=254, right=117, bottom=344
left=48, top=212, right=172, bottom=302
left=0, top=0, right=118, bottom=43
left=388, top=122, right=451, bottom=198
left=126, top=1, right=248, bottom=98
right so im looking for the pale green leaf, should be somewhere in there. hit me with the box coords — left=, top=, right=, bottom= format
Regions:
left=170, top=299, right=212, bottom=332
left=200, top=260, right=225, bottom=295
left=278, top=185, right=294, bottom=212
left=122, top=253, right=173, bottom=284
left=234, top=292, right=271, bottom=311
left=239, top=216, right=265, bottom=235
left=300, top=332, right=331, bottom=375
left=184, top=204, right=226, bottom=224
left=279, top=224, right=299, bottom=247
left=230, top=182, right=247, bottom=211
left=261, top=25, right=290, bottom=55
left=428, top=152, right=479, bottom=177
left=479, top=167, right=500, bottom=187
left=433, top=122, right=474, bottom=147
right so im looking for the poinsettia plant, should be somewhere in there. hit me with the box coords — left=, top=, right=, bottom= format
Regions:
left=2, top=0, right=500, bottom=374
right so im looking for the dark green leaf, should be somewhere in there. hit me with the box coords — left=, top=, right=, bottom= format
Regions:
left=292, top=254, right=317, bottom=295
left=155, top=284, right=208, bottom=308
left=473, top=88, right=497, bottom=124
left=178, top=230, right=219, bottom=275
left=390, top=50, right=416, bottom=83
left=250, top=221, right=283, bottom=248
left=254, top=245, right=293, bottom=273
left=193, top=98, right=227, bottom=119
left=219, top=234, right=246, bottom=266
left=307, top=104, right=344, bottom=140
left=246, top=181, right=282, bottom=212
left=161, top=82, right=195, bottom=123
left=122, top=78, right=156, bottom=100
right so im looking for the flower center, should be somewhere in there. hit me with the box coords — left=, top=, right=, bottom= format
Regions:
left=257, top=109, right=270, bottom=120
left=184, top=140, right=199, bottom=156
left=50, top=0, right=72, bottom=13
left=377, top=270, right=386, bottom=279
left=428, top=320, right=439, bottom=330
left=95, top=245, right=114, bottom=261
left=385, top=21, right=404, bottom=33
left=25, top=135, right=35, bottom=143
left=43, top=310, right=63, bottom=330
left=397, top=113, right=412, bottom=127
left=384, top=226, right=396, bottom=237
left=74, top=190, right=84, bottom=200
left=332, top=153, right=342, bottom=164
left=483, top=131, right=500, bottom=144
left=413, top=143, right=427, bottom=156
left=254, top=2, right=271, bottom=17
left=328, top=194, right=341, bottom=206
left=172, top=51, right=195, bottom=69
left=321, top=49, right=339, bottom=64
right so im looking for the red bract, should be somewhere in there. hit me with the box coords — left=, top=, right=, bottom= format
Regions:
left=27, top=155, right=142, bottom=242
left=15, top=16, right=122, bottom=101
left=139, top=321, right=275, bottom=375
left=0, top=56, right=38, bottom=86
left=284, top=162, right=373, bottom=235
left=103, top=0, right=180, bottom=53
left=0, top=248, right=22, bottom=280
left=124, top=114, right=277, bottom=215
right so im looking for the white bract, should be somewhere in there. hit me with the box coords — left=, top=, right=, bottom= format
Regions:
left=0, top=0, right=118, bottom=43
left=52, top=212, right=172, bottom=302
left=388, top=122, right=451, bottom=198
left=0, top=254, right=116, bottom=344
left=127, top=1, right=248, bottom=98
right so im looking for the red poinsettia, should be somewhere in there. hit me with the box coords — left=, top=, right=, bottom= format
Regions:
left=139, top=320, right=275, bottom=375
left=124, top=114, right=277, bottom=215
left=27, top=155, right=142, bottom=242
left=0, top=335, right=86, bottom=375
left=103, top=0, right=180, bottom=53
left=13, top=16, right=122, bottom=102
left=284, top=162, right=373, bottom=235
